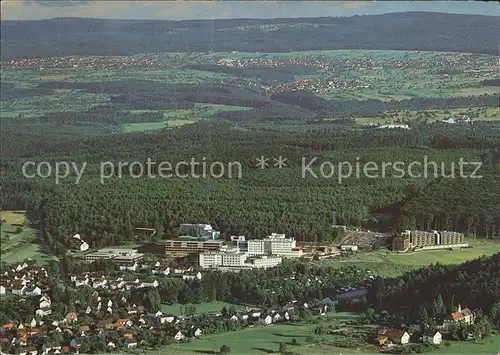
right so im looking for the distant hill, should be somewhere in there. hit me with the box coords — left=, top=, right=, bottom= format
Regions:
left=1, top=12, right=499, bottom=59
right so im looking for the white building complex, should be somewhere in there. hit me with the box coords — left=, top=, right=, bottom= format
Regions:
left=247, top=233, right=302, bottom=257
left=83, top=248, right=144, bottom=263
left=199, top=232, right=301, bottom=270
left=199, top=249, right=249, bottom=269
left=199, top=249, right=282, bottom=270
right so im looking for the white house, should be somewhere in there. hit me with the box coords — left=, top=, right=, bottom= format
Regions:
left=119, top=262, right=139, bottom=272
left=340, top=245, right=358, bottom=252
left=395, top=331, right=410, bottom=345
left=272, top=313, right=281, bottom=323
left=194, top=328, right=203, bottom=337
left=152, top=266, right=170, bottom=276
left=424, top=331, right=442, bottom=345
left=16, top=263, right=29, bottom=272
left=126, top=340, right=138, bottom=348
left=39, top=295, right=51, bottom=308
left=443, top=305, right=475, bottom=330
left=250, top=311, right=261, bottom=319
left=0, top=285, right=6, bottom=294
left=174, top=331, right=186, bottom=341
left=263, top=315, right=272, bottom=325
left=139, top=280, right=159, bottom=288
left=79, top=241, right=90, bottom=251
left=24, top=286, right=42, bottom=297
left=92, top=278, right=107, bottom=289
left=36, top=306, right=51, bottom=317
left=182, top=272, right=202, bottom=281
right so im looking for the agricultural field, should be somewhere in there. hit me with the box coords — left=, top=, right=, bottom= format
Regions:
left=0, top=210, right=52, bottom=265
left=161, top=302, right=245, bottom=316
left=123, top=104, right=252, bottom=132
left=2, top=50, right=497, bottom=120
left=355, top=106, right=500, bottom=125
left=323, top=239, right=500, bottom=277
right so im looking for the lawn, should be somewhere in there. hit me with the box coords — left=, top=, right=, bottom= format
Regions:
left=323, top=239, right=500, bottom=277
left=0, top=210, right=52, bottom=265
left=124, top=121, right=169, bottom=132
left=155, top=312, right=376, bottom=355
left=433, top=334, right=500, bottom=354
left=161, top=301, right=245, bottom=316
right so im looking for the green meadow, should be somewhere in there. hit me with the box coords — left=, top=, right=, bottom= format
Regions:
left=323, top=239, right=500, bottom=277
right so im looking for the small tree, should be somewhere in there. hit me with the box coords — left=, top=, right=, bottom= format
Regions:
left=291, top=338, right=298, bottom=346
left=220, top=344, right=230, bottom=354
left=278, top=342, right=287, bottom=354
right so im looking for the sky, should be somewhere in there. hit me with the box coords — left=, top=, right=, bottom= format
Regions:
left=1, top=1, right=499, bottom=21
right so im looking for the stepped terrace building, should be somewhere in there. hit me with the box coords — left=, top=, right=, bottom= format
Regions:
left=392, top=230, right=466, bottom=251
left=164, top=236, right=224, bottom=254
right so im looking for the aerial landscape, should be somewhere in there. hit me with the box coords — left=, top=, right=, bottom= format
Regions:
left=0, top=1, right=499, bottom=354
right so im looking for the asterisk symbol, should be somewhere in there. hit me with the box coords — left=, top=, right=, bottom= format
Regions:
left=273, top=156, right=288, bottom=169
left=256, top=156, right=269, bottom=169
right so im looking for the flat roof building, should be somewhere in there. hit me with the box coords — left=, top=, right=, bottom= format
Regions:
left=247, top=233, right=297, bottom=256
left=83, top=248, right=144, bottom=263
left=246, top=255, right=282, bottom=269
left=165, top=238, right=224, bottom=254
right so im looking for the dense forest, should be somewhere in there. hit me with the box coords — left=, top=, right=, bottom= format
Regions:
left=369, top=253, right=500, bottom=322
left=1, top=12, right=499, bottom=59
left=1, top=118, right=500, bottom=245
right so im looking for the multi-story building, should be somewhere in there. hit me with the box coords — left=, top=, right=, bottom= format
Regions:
left=179, top=224, right=220, bottom=240
left=222, top=252, right=248, bottom=267
left=199, top=251, right=223, bottom=268
left=248, top=239, right=271, bottom=255
left=165, top=237, right=224, bottom=254
left=199, top=250, right=249, bottom=269
left=392, top=235, right=411, bottom=251
left=410, top=230, right=437, bottom=247
left=247, top=233, right=298, bottom=256
left=440, top=231, right=465, bottom=245
left=393, top=230, right=466, bottom=251
left=246, top=255, right=282, bottom=269
left=231, top=236, right=248, bottom=252
left=83, top=249, right=144, bottom=263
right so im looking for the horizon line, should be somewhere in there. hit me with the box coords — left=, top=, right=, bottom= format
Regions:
left=2, top=10, right=499, bottom=22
